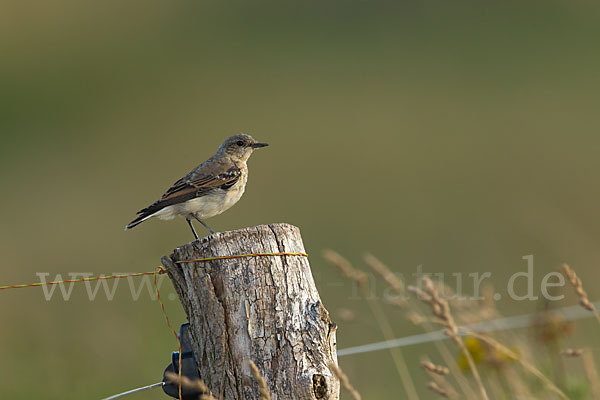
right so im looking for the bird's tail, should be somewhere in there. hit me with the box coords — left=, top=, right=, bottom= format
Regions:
left=125, top=198, right=171, bottom=230
left=124, top=212, right=153, bottom=230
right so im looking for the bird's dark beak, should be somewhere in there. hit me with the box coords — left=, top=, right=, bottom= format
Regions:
left=252, top=142, right=269, bottom=148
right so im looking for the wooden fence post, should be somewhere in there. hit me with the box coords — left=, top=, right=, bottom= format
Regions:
left=161, top=223, right=339, bottom=400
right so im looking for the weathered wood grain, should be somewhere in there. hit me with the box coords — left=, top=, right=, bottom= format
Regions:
left=162, top=223, right=339, bottom=400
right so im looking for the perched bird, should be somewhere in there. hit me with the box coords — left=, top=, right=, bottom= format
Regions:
left=125, top=134, right=268, bottom=239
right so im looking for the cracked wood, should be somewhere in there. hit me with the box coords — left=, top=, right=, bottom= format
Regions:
left=162, top=223, right=340, bottom=400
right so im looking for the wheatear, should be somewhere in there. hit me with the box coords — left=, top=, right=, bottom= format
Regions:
left=125, top=134, right=268, bottom=239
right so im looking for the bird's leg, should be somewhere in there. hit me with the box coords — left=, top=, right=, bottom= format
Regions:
left=192, top=215, right=216, bottom=234
left=186, top=217, right=199, bottom=240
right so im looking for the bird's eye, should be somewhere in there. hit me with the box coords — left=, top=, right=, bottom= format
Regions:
left=236, top=140, right=245, bottom=147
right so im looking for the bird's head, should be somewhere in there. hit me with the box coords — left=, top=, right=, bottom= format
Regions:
left=218, top=134, right=269, bottom=162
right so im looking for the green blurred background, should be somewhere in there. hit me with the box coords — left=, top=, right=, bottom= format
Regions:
left=2, top=1, right=600, bottom=398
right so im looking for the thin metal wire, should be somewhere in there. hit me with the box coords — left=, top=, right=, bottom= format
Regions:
left=175, top=252, right=308, bottom=264
left=0, top=252, right=309, bottom=400
left=337, top=302, right=600, bottom=357
left=0, top=269, right=166, bottom=291
left=100, top=382, right=163, bottom=400
left=0, top=253, right=308, bottom=291
left=6, top=252, right=593, bottom=398
left=100, top=302, right=599, bottom=399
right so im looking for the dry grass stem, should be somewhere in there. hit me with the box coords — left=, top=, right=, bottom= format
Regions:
left=406, top=288, right=478, bottom=398
left=405, top=311, right=428, bottom=326
left=501, top=366, right=534, bottom=399
left=422, top=358, right=459, bottom=399
left=364, top=253, right=474, bottom=395
left=364, top=253, right=406, bottom=304
left=415, top=277, right=490, bottom=400
left=427, top=381, right=449, bottom=398
left=422, top=361, right=450, bottom=375
left=323, top=249, right=368, bottom=286
left=582, top=350, right=600, bottom=399
left=329, top=363, right=361, bottom=400
left=562, top=264, right=600, bottom=325
left=363, top=291, right=419, bottom=399
left=336, top=307, right=357, bottom=322
left=462, top=329, right=569, bottom=400
left=560, top=348, right=583, bottom=357
left=393, top=291, right=475, bottom=396
left=327, top=251, right=597, bottom=399
left=408, top=284, right=432, bottom=303
left=165, top=372, right=216, bottom=400
left=249, top=360, right=271, bottom=400
left=325, top=249, right=419, bottom=400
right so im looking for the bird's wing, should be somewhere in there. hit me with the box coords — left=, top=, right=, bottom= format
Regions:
left=162, top=167, right=241, bottom=201
left=136, top=166, right=242, bottom=216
